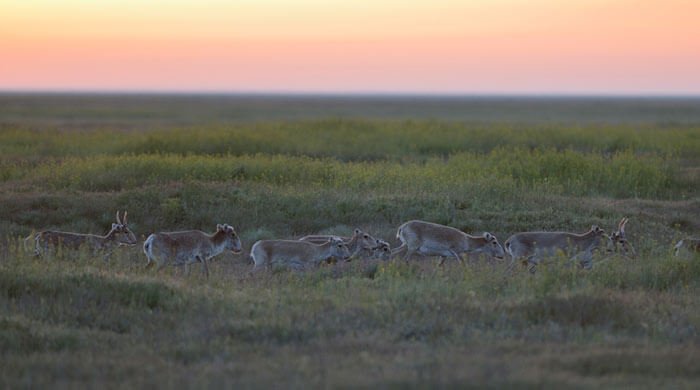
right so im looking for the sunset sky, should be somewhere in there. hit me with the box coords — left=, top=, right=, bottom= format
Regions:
left=1, top=0, right=699, bottom=94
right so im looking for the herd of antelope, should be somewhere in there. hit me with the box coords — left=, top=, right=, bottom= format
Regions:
left=23, top=212, right=697, bottom=278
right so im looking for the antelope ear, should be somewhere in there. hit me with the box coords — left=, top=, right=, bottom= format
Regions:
left=217, top=224, right=224, bottom=231
left=376, top=238, right=381, bottom=244
left=354, top=228, right=361, bottom=235
left=227, top=225, right=235, bottom=233
left=112, top=223, right=119, bottom=230
left=483, top=232, right=492, bottom=240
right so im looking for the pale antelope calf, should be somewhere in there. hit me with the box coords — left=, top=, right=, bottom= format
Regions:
left=504, top=225, right=613, bottom=272
left=143, top=224, right=242, bottom=278
left=674, top=238, right=700, bottom=258
left=392, top=220, right=505, bottom=265
left=299, top=228, right=378, bottom=260
left=611, top=217, right=636, bottom=259
left=250, top=237, right=351, bottom=271
left=24, top=211, right=136, bottom=261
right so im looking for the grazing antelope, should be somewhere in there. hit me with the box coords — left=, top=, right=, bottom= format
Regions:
left=392, top=220, right=505, bottom=265
left=143, top=224, right=242, bottom=278
left=250, top=237, right=351, bottom=271
left=674, top=238, right=700, bottom=258
left=299, top=229, right=378, bottom=260
left=24, top=211, right=136, bottom=261
left=611, top=217, right=636, bottom=258
left=504, top=225, right=613, bottom=272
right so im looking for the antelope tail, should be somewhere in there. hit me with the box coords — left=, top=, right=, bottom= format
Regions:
left=143, top=235, right=155, bottom=265
left=504, top=240, right=510, bottom=255
left=23, top=233, right=37, bottom=254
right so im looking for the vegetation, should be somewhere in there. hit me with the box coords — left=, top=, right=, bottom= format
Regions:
left=1, top=95, right=699, bottom=388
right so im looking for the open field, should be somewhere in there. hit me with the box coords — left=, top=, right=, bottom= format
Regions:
left=1, top=95, right=699, bottom=388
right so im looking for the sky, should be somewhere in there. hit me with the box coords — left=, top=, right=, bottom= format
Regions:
left=1, top=0, right=699, bottom=94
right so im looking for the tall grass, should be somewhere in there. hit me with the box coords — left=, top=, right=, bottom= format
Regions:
left=2, top=120, right=699, bottom=159
left=1, top=148, right=687, bottom=199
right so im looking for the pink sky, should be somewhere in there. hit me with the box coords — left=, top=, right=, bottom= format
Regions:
left=1, top=0, right=699, bottom=94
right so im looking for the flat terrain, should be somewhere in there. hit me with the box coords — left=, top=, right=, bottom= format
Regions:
left=1, top=94, right=699, bottom=388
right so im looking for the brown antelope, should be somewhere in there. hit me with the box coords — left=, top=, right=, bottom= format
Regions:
left=143, top=224, right=242, bottom=278
left=299, top=229, right=378, bottom=260
left=250, top=237, right=351, bottom=271
left=504, top=225, right=614, bottom=272
left=674, top=238, right=700, bottom=258
left=24, top=211, right=137, bottom=261
left=392, top=220, right=505, bottom=265
left=611, top=217, right=636, bottom=258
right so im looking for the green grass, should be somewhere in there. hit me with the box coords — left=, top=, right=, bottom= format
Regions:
left=2, top=119, right=700, bottom=159
left=1, top=246, right=699, bottom=388
left=1, top=97, right=699, bottom=388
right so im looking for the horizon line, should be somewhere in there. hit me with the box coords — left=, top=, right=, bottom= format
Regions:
left=2, top=89, right=700, bottom=99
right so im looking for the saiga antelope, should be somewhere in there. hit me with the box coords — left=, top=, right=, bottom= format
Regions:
left=504, top=225, right=613, bottom=272
left=24, top=211, right=136, bottom=261
left=299, top=228, right=378, bottom=260
left=392, top=220, right=505, bottom=265
left=250, top=236, right=351, bottom=271
left=611, top=217, right=636, bottom=258
left=143, top=223, right=242, bottom=278
left=674, top=238, right=700, bottom=258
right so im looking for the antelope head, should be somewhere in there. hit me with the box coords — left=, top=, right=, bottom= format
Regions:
left=611, top=218, right=636, bottom=258
left=217, top=224, right=242, bottom=254
left=373, top=239, right=391, bottom=260
left=113, top=210, right=137, bottom=245
left=330, top=236, right=352, bottom=261
left=353, top=228, right=378, bottom=251
left=482, top=232, right=505, bottom=260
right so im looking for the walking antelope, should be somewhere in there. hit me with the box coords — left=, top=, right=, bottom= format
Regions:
left=674, top=238, right=700, bottom=258
left=24, top=211, right=136, bottom=261
left=299, top=229, right=378, bottom=260
left=611, top=218, right=636, bottom=258
left=392, top=220, right=505, bottom=265
left=143, top=224, right=242, bottom=278
left=504, top=225, right=613, bottom=272
left=250, top=237, right=351, bottom=271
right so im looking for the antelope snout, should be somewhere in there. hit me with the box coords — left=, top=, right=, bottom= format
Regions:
left=230, top=239, right=243, bottom=254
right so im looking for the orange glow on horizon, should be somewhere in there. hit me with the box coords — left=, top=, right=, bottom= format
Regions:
left=1, top=0, right=699, bottom=93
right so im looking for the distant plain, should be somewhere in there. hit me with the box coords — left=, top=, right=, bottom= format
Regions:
left=1, top=94, right=699, bottom=388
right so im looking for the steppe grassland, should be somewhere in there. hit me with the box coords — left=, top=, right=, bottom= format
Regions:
left=1, top=98, right=699, bottom=388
